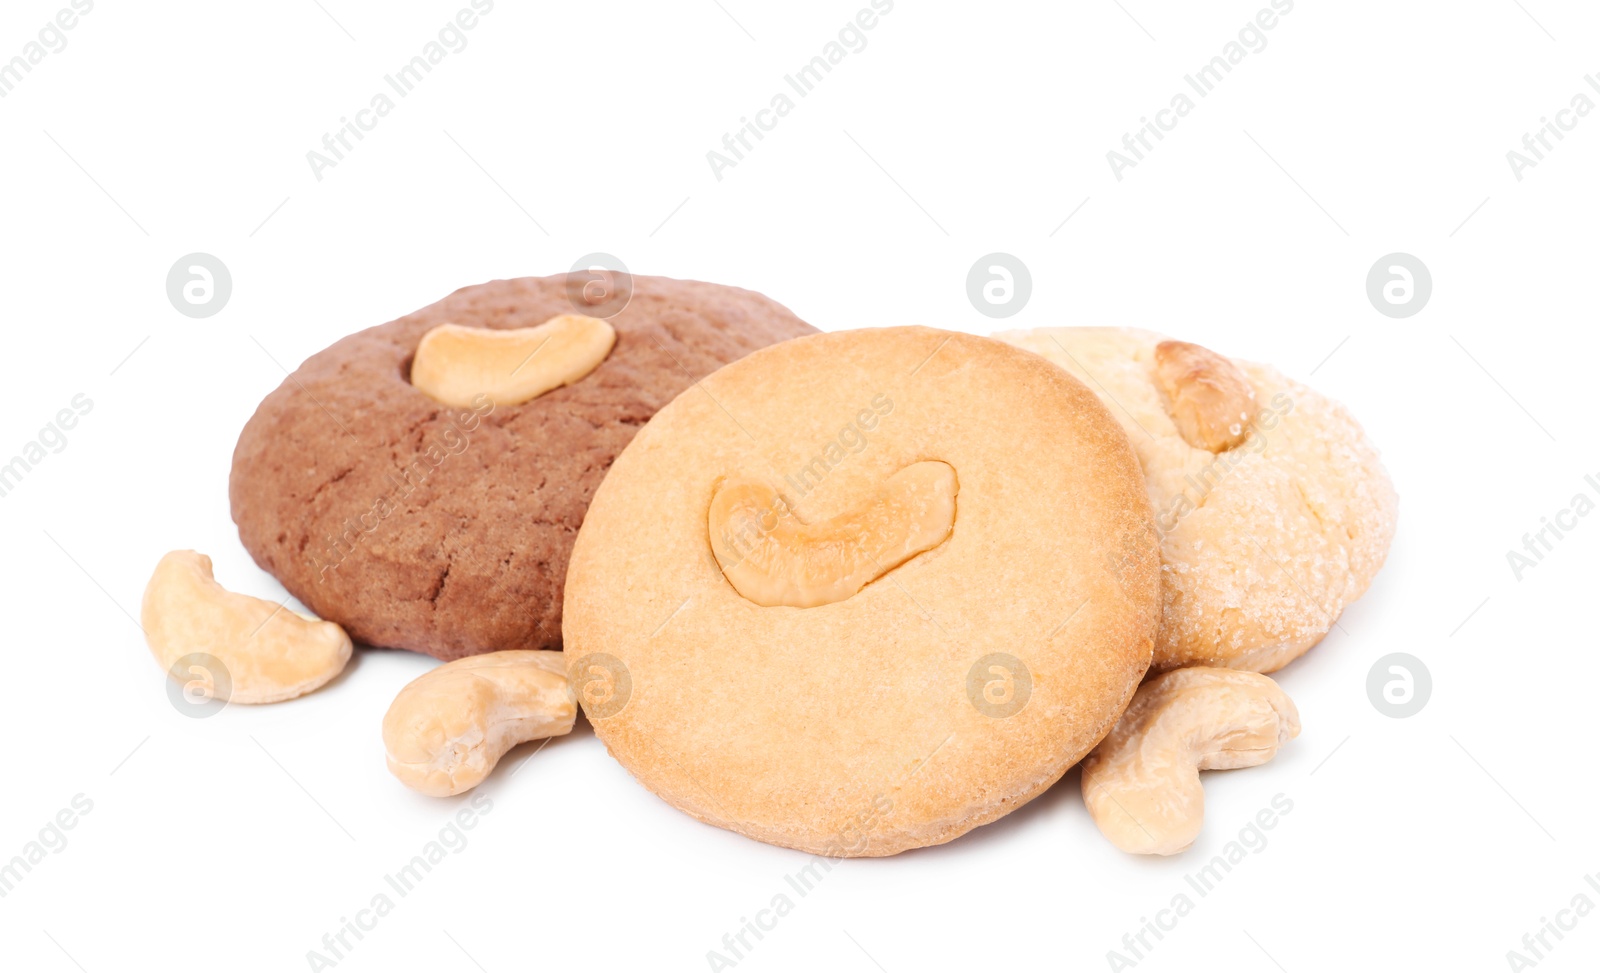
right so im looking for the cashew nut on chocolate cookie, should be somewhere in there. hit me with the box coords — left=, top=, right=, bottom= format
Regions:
left=229, top=274, right=814, bottom=660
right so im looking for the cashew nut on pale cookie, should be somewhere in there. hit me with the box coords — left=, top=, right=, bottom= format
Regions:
left=997, top=327, right=1398, bottom=675
left=1151, top=339, right=1257, bottom=452
left=383, top=650, right=576, bottom=796
left=141, top=550, right=352, bottom=704
left=1081, top=667, right=1300, bottom=855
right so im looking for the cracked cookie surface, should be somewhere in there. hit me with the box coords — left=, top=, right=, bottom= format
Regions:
left=229, top=274, right=814, bottom=660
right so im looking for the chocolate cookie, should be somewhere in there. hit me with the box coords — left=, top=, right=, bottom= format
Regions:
left=230, top=274, right=814, bottom=660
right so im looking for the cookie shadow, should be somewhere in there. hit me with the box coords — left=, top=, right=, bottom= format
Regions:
left=316, top=641, right=370, bottom=693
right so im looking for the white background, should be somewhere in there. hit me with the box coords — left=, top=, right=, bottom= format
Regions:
left=1, top=1, right=1596, bottom=970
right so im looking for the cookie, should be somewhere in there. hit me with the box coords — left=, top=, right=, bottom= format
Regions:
left=998, top=327, right=1397, bottom=673
left=230, top=274, right=814, bottom=661
left=563, top=327, right=1161, bottom=856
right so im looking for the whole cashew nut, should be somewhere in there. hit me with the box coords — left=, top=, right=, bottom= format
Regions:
left=1152, top=340, right=1257, bottom=453
left=141, top=550, right=352, bottom=704
left=383, top=650, right=576, bottom=796
left=1081, top=667, right=1300, bottom=855
left=709, top=460, right=958, bottom=608
left=410, top=314, right=616, bottom=408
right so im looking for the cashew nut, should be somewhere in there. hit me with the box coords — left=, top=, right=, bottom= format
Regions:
left=709, top=461, right=957, bottom=608
left=141, top=550, right=352, bottom=704
left=383, top=650, right=575, bottom=796
left=1152, top=340, right=1257, bottom=452
left=1080, top=667, right=1299, bottom=855
left=410, top=314, right=616, bottom=408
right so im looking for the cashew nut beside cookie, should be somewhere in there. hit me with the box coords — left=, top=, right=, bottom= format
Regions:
left=383, top=650, right=576, bottom=796
left=142, top=550, right=352, bottom=704
left=1081, top=667, right=1299, bottom=855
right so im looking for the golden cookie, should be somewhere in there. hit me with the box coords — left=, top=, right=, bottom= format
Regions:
left=998, top=328, right=1397, bottom=673
left=563, top=327, right=1160, bottom=856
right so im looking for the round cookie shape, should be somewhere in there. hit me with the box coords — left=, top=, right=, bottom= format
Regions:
left=230, top=275, right=814, bottom=661
left=997, top=327, right=1398, bottom=673
left=563, top=327, right=1161, bottom=856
